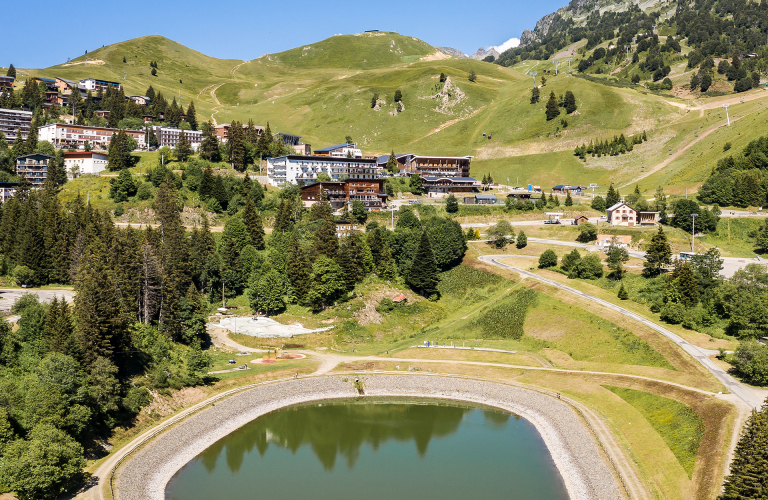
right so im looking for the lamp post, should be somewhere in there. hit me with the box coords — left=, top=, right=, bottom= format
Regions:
left=723, top=104, right=730, bottom=126
left=690, top=213, right=698, bottom=253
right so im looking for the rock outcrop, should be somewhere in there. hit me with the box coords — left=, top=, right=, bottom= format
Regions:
left=436, top=46, right=467, bottom=58
left=468, top=47, right=501, bottom=61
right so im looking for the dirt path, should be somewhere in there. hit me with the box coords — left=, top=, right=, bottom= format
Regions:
left=620, top=118, right=737, bottom=187
left=230, top=60, right=250, bottom=78
left=423, top=106, right=486, bottom=138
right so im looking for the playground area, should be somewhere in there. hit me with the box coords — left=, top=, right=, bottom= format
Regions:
left=208, top=316, right=334, bottom=338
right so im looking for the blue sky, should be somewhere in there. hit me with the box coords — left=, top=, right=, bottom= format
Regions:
left=1, top=0, right=567, bottom=68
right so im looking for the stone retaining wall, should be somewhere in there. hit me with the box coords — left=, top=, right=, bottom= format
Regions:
left=116, top=375, right=622, bottom=500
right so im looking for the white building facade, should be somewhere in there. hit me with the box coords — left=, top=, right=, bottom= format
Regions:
left=38, top=124, right=146, bottom=150
left=151, top=126, right=202, bottom=151
left=64, top=151, right=109, bottom=176
left=266, top=155, right=382, bottom=187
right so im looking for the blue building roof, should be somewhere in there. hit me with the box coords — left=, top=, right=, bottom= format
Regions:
left=314, top=143, right=355, bottom=153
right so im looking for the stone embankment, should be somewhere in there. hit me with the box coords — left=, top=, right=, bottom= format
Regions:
left=116, top=375, right=622, bottom=500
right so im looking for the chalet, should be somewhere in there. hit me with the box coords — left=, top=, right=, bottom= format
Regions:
left=301, top=178, right=387, bottom=211
left=0, top=76, right=14, bottom=89
left=605, top=202, right=659, bottom=227
left=595, top=235, right=632, bottom=248
left=30, top=77, right=59, bottom=107
left=421, top=176, right=479, bottom=196
left=128, top=95, right=151, bottom=106
left=573, top=215, right=590, bottom=225
left=277, top=132, right=302, bottom=147
left=16, top=153, right=54, bottom=186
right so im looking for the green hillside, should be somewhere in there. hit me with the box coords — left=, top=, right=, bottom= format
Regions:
left=15, top=31, right=768, bottom=194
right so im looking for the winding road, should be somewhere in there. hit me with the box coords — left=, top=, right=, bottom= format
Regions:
left=478, top=255, right=764, bottom=409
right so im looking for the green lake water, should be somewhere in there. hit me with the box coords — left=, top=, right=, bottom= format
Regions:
left=165, top=398, right=568, bottom=500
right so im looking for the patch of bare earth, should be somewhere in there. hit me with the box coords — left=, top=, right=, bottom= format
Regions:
left=420, top=51, right=451, bottom=62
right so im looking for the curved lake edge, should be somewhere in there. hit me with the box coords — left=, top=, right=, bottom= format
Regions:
left=116, top=374, right=623, bottom=500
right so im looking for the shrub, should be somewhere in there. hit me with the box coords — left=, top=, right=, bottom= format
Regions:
left=123, top=387, right=153, bottom=413
left=576, top=223, right=598, bottom=242
left=136, top=182, right=153, bottom=201
left=12, top=265, right=35, bottom=287
left=538, top=249, right=558, bottom=268
left=561, top=249, right=581, bottom=272
left=660, top=302, right=685, bottom=324
left=569, top=253, right=603, bottom=279
left=732, top=340, right=768, bottom=385
left=114, top=204, right=124, bottom=217
left=516, top=230, right=527, bottom=248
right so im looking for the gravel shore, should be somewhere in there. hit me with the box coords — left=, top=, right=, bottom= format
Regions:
left=116, top=375, right=622, bottom=500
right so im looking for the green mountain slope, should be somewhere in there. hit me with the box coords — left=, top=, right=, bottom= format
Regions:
left=17, top=31, right=768, bottom=194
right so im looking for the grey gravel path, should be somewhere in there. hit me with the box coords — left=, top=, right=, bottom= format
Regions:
left=116, top=375, right=622, bottom=500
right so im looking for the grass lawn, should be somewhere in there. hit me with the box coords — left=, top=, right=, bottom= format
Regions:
left=604, top=386, right=704, bottom=478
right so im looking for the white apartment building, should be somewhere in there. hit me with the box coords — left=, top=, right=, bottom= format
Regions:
left=266, top=155, right=382, bottom=187
left=64, top=151, right=109, bottom=176
left=38, top=124, right=146, bottom=150
left=151, top=126, right=202, bottom=151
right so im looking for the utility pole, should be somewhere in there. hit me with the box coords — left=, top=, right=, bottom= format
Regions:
left=625, top=45, right=630, bottom=61
left=690, top=213, right=698, bottom=253
left=723, top=104, right=731, bottom=126
left=567, top=59, right=572, bottom=73
left=124, top=72, right=127, bottom=80
left=554, top=60, right=559, bottom=75
left=531, top=72, right=538, bottom=86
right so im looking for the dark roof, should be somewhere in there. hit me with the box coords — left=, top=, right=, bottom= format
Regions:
left=376, top=153, right=413, bottom=164
left=274, top=155, right=376, bottom=164
left=16, top=153, right=54, bottom=161
left=314, top=143, right=355, bottom=153
left=422, top=176, right=478, bottom=182
left=0, top=182, right=19, bottom=187
left=475, top=194, right=497, bottom=200
left=300, top=181, right=344, bottom=189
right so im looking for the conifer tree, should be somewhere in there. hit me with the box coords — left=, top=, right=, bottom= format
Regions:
left=6, top=64, right=15, bottom=78
left=245, top=119, right=259, bottom=144
left=564, top=191, right=573, bottom=206
left=366, top=227, right=384, bottom=267
left=340, top=233, right=367, bottom=285
left=175, top=129, right=192, bottom=162
left=185, top=100, right=198, bottom=131
left=199, top=123, right=220, bottom=162
left=606, top=184, right=620, bottom=207
left=313, top=220, right=339, bottom=259
left=545, top=91, right=560, bottom=120
left=564, top=90, right=577, bottom=114
left=446, top=193, right=459, bottom=213
left=74, top=238, right=122, bottom=366
left=406, top=230, right=440, bottom=298
left=643, top=226, right=672, bottom=277
left=249, top=269, right=286, bottom=316
left=307, top=256, right=346, bottom=310
left=273, top=199, right=293, bottom=233
left=677, top=262, right=699, bottom=307
left=242, top=198, right=265, bottom=250
left=385, top=150, right=398, bottom=173
left=256, top=122, right=274, bottom=158
left=617, top=282, right=629, bottom=300
left=516, top=230, right=527, bottom=248
left=287, top=233, right=311, bottom=303
left=530, top=86, right=540, bottom=104
left=68, top=85, right=83, bottom=116
left=24, top=116, right=38, bottom=153
left=310, top=188, right=333, bottom=221
left=228, top=120, right=246, bottom=171
left=720, top=400, right=768, bottom=499
left=377, top=242, right=397, bottom=280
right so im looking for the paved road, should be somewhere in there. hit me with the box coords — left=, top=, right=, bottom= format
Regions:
left=475, top=235, right=762, bottom=279
left=479, top=255, right=764, bottom=409
left=0, top=288, right=74, bottom=312
left=720, top=210, right=768, bottom=218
